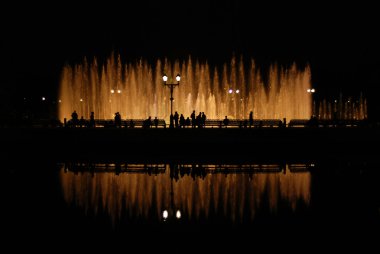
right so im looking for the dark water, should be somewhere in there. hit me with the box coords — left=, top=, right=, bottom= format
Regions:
left=1, top=158, right=380, bottom=245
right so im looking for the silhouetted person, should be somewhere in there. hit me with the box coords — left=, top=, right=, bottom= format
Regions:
left=191, top=110, right=196, bottom=128
left=89, top=112, right=95, bottom=128
left=174, top=111, right=179, bottom=128
left=114, top=112, right=122, bottom=127
left=308, top=115, right=318, bottom=127
left=79, top=116, right=85, bottom=128
left=179, top=114, right=185, bottom=128
left=249, top=111, right=253, bottom=128
left=201, top=112, right=206, bottom=127
left=154, top=117, right=159, bottom=128
left=185, top=117, right=191, bottom=128
left=144, top=116, right=152, bottom=128
left=223, top=116, right=229, bottom=127
left=71, top=110, right=78, bottom=127
left=169, top=114, right=174, bottom=128
left=196, top=113, right=202, bottom=128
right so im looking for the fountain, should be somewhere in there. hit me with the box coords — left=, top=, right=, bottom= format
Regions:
left=59, top=54, right=314, bottom=121
left=315, top=93, right=367, bottom=120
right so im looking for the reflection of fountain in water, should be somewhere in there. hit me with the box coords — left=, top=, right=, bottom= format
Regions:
left=59, top=54, right=313, bottom=121
left=59, top=164, right=310, bottom=225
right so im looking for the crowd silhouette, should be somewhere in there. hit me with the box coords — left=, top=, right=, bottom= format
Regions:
left=65, top=109, right=365, bottom=129
left=66, top=110, right=259, bottom=129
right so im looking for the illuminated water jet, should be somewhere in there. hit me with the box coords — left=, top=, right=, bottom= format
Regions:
left=59, top=54, right=314, bottom=121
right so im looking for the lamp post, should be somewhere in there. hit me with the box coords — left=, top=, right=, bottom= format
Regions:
left=110, top=89, right=122, bottom=116
left=307, top=88, right=316, bottom=117
left=163, top=74, right=181, bottom=116
left=228, top=88, right=240, bottom=118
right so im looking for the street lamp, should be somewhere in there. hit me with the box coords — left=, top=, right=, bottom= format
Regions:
left=110, top=89, right=121, bottom=94
left=228, top=88, right=240, bottom=118
left=228, top=88, right=239, bottom=94
left=307, top=88, right=316, bottom=117
left=163, top=74, right=180, bottom=116
left=110, top=89, right=122, bottom=115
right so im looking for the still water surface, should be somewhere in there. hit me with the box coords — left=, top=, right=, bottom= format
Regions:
left=2, top=159, right=380, bottom=237
left=60, top=163, right=311, bottom=226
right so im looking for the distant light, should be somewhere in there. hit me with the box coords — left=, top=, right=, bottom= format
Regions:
left=163, top=74, right=168, bottom=82
left=307, top=89, right=311, bottom=93
left=80, top=98, right=83, bottom=102
left=163, top=210, right=168, bottom=219
left=42, top=97, right=46, bottom=101
left=347, top=100, right=350, bottom=103
left=110, top=89, right=115, bottom=93
left=228, top=89, right=233, bottom=94
left=236, top=89, right=240, bottom=94
left=23, top=97, right=26, bottom=100
left=311, top=163, right=315, bottom=167
left=58, top=100, right=62, bottom=103
left=334, top=100, right=337, bottom=103
left=176, top=74, right=181, bottom=82
left=176, top=210, right=181, bottom=219
left=117, top=89, right=121, bottom=94
left=311, top=88, right=315, bottom=93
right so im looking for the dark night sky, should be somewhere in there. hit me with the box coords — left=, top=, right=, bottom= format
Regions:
left=1, top=1, right=380, bottom=105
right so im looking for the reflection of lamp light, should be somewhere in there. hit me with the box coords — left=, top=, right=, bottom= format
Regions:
left=163, top=210, right=168, bottom=220
left=162, top=167, right=182, bottom=221
left=176, top=210, right=181, bottom=219
left=161, top=208, right=182, bottom=221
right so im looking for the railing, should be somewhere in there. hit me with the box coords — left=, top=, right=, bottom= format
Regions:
left=63, top=118, right=368, bottom=128
left=288, top=119, right=367, bottom=128
left=66, top=118, right=166, bottom=128
left=204, top=119, right=283, bottom=128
